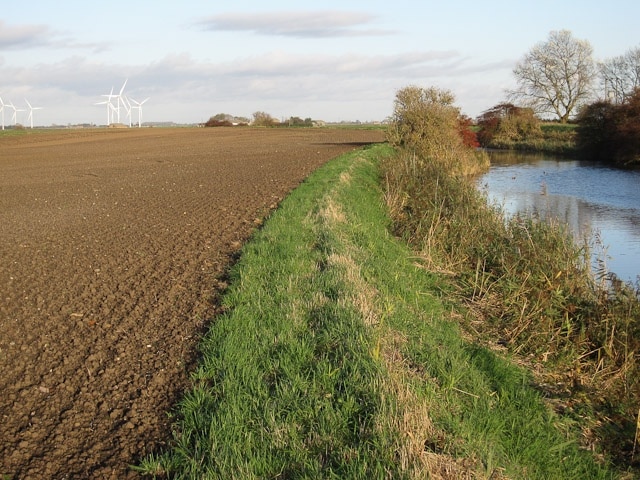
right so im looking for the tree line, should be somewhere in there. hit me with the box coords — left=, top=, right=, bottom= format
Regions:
left=204, top=112, right=316, bottom=127
left=510, top=29, right=639, bottom=122
left=480, top=30, right=640, bottom=167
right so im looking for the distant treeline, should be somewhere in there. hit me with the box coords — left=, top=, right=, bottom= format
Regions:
left=577, top=89, right=640, bottom=167
left=204, top=112, right=321, bottom=128
left=475, top=89, right=640, bottom=168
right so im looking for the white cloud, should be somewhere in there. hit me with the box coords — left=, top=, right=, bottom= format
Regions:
left=0, top=20, right=108, bottom=53
left=0, top=20, right=52, bottom=49
left=194, top=11, right=395, bottom=38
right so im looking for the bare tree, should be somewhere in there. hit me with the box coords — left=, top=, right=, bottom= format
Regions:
left=599, top=45, right=640, bottom=104
left=251, top=111, right=277, bottom=127
left=510, top=30, right=595, bottom=123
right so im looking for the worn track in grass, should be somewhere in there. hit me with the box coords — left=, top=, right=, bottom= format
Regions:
left=0, top=127, right=384, bottom=479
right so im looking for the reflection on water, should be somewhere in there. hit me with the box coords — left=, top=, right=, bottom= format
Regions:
left=478, top=150, right=640, bottom=283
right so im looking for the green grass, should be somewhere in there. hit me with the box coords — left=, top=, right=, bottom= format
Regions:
left=0, top=128, right=29, bottom=137
left=136, top=144, right=616, bottom=478
left=540, top=122, right=578, bottom=132
left=0, top=127, right=76, bottom=138
left=482, top=122, right=578, bottom=155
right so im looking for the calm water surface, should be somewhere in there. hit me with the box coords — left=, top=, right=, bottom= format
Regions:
left=478, top=150, right=640, bottom=283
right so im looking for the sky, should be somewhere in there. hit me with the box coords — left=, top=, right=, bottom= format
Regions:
left=1, top=0, right=639, bottom=126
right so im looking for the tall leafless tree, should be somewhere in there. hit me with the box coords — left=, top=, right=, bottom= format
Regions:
left=599, top=45, right=640, bottom=104
left=510, top=30, right=595, bottom=123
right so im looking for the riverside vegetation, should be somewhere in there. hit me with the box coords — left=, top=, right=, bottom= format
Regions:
left=476, top=88, right=640, bottom=168
left=476, top=102, right=578, bottom=155
left=383, top=86, right=640, bottom=476
left=136, top=86, right=637, bottom=479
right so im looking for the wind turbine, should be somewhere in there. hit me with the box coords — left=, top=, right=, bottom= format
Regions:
left=115, top=79, right=128, bottom=124
left=25, top=99, right=43, bottom=129
left=120, top=95, right=132, bottom=127
left=8, top=102, right=25, bottom=126
left=96, top=79, right=136, bottom=126
left=95, top=98, right=111, bottom=125
left=129, top=97, right=149, bottom=127
left=96, top=86, right=117, bottom=125
left=0, top=97, right=5, bottom=130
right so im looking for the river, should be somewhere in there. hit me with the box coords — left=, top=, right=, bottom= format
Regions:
left=477, top=150, right=640, bottom=283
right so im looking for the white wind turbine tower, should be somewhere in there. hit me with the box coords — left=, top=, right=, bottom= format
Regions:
left=8, top=102, right=25, bottom=126
left=96, top=86, right=116, bottom=125
left=130, top=97, right=149, bottom=127
left=25, top=99, right=43, bottom=129
left=94, top=98, right=110, bottom=125
left=115, top=79, right=128, bottom=124
left=120, top=95, right=132, bottom=127
left=0, top=97, right=5, bottom=130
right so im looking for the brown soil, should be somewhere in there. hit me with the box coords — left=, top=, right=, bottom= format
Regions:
left=0, top=127, right=384, bottom=479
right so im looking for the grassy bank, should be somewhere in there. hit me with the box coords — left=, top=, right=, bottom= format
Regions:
left=483, top=123, right=578, bottom=155
left=381, top=146, right=640, bottom=476
left=137, top=144, right=615, bottom=478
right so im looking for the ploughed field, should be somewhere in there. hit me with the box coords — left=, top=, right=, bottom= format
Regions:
left=0, top=127, right=384, bottom=479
